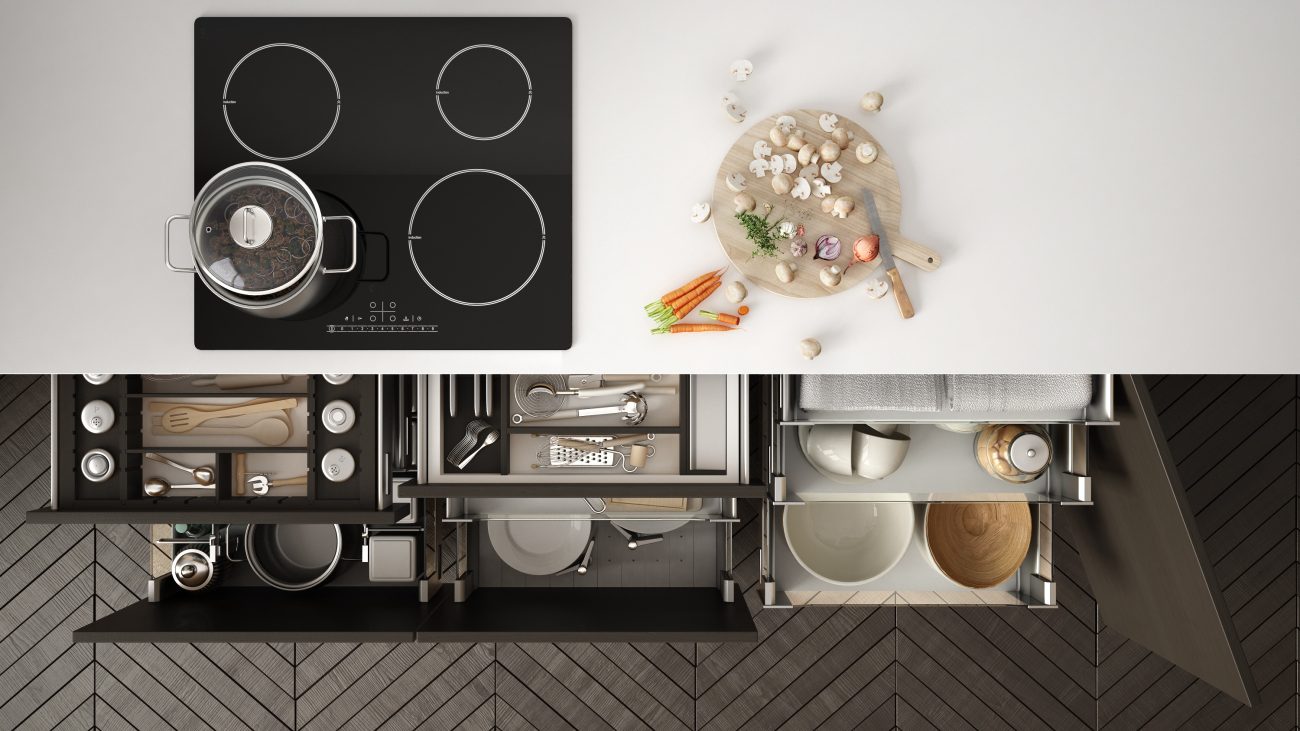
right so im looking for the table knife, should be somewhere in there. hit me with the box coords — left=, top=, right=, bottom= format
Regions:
left=861, top=190, right=915, bottom=319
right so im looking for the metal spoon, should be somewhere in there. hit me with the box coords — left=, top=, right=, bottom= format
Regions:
left=145, top=452, right=216, bottom=485
left=456, top=429, right=500, bottom=469
left=144, top=477, right=216, bottom=497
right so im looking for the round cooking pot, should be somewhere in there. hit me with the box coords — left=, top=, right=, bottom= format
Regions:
left=245, top=523, right=342, bottom=591
left=164, top=162, right=357, bottom=318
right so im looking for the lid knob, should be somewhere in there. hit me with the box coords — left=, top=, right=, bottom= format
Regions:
left=229, top=205, right=274, bottom=249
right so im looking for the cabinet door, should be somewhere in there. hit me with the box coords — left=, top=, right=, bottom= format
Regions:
left=1065, top=375, right=1258, bottom=706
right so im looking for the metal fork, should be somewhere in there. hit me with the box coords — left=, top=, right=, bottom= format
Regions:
left=446, top=419, right=491, bottom=465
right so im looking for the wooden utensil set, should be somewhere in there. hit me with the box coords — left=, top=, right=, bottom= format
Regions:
left=148, top=397, right=297, bottom=446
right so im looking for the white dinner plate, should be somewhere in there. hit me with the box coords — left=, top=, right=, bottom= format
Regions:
left=488, top=519, right=592, bottom=575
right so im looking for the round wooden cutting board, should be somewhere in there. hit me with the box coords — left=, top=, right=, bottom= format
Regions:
left=711, top=108, right=941, bottom=298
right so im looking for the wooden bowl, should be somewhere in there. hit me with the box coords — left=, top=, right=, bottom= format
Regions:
left=923, top=503, right=1032, bottom=589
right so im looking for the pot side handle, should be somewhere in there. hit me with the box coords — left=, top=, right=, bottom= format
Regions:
left=164, top=214, right=196, bottom=274
left=322, top=215, right=359, bottom=275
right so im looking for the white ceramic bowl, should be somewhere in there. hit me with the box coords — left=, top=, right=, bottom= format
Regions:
left=783, top=502, right=914, bottom=585
left=488, top=520, right=593, bottom=575
left=850, top=425, right=911, bottom=480
left=802, top=423, right=855, bottom=476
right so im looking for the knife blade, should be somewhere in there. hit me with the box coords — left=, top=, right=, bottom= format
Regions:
left=861, top=190, right=915, bottom=319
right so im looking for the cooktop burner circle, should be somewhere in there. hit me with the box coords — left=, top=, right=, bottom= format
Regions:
left=435, top=44, right=532, bottom=141
left=408, top=169, right=545, bottom=307
left=222, top=43, right=341, bottom=161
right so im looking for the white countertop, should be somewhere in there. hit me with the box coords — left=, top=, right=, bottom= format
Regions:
left=2, top=0, right=1298, bottom=373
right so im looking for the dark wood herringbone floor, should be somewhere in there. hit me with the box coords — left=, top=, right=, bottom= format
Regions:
left=0, top=375, right=1296, bottom=729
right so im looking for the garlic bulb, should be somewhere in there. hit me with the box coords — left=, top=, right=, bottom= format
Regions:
left=800, top=338, right=822, bottom=360
left=820, top=264, right=843, bottom=287
left=775, top=261, right=797, bottom=283
left=734, top=192, right=756, bottom=213
left=789, top=237, right=808, bottom=257
left=860, top=91, right=884, bottom=112
left=725, top=280, right=748, bottom=304
left=819, top=140, right=841, bottom=163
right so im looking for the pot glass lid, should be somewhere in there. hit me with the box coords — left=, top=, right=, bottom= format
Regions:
left=408, top=169, right=545, bottom=306
left=195, top=180, right=318, bottom=295
left=435, top=45, right=532, bottom=141
left=223, top=43, right=341, bottom=161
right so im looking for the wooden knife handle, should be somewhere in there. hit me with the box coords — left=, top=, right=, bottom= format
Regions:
left=887, top=267, right=915, bottom=319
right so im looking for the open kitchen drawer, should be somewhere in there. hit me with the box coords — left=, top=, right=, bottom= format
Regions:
left=759, top=374, right=1259, bottom=706
left=419, top=496, right=757, bottom=641
left=28, top=374, right=408, bottom=524
left=401, top=374, right=765, bottom=499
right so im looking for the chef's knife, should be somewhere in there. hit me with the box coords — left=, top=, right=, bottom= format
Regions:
left=861, top=190, right=915, bottom=319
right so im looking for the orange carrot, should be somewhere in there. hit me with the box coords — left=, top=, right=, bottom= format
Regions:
left=737, top=305, right=750, bottom=316
left=644, top=268, right=724, bottom=316
left=664, top=275, right=719, bottom=313
left=653, top=322, right=736, bottom=333
left=701, top=310, right=741, bottom=326
left=673, top=279, right=721, bottom=320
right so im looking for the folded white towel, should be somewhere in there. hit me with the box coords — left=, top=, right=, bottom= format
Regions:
left=799, top=375, right=943, bottom=412
left=946, top=374, right=1093, bottom=413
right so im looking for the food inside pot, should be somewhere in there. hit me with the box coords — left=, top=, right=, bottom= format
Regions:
left=198, top=182, right=317, bottom=293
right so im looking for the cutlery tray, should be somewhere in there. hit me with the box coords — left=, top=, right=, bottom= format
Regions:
left=43, top=375, right=391, bottom=521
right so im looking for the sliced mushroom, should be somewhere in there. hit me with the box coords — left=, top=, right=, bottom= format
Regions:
left=734, top=192, right=757, bottom=213
left=729, top=59, right=754, bottom=82
left=819, top=140, right=841, bottom=163
left=798, top=164, right=820, bottom=181
left=855, top=142, right=878, bottom=164
left=770, top=172, right=793, bottom=195
left=690, top=202, right=711, bottom=223
left=725, top=172, right=747, bottom=192
left=790, top=177, right=811, bottom=200
left=864, top=276, right=890, bottom=299
left=775, top=115, right=797, bottom=134
left=777, top=153, right=797, bottom=174
left=752, top=140, right=772, bottom=159
left=831, top=196, right=855, bottom=219
left=860, top=91, right=884, bottom=112
left=820, top=161, right=843, bottom=183
left=748, top=158, right=770, bottom=177
left=818, top=113, right=839, bottom=132
left=831, top=127, right=853, bottom=149
left=769, top=126, right=789, bottom=148
left=722, top=93, right=747, bottom=123
left=812, top=177, right=832, bottom=198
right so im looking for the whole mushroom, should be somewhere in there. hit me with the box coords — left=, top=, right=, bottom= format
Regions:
left=820, top=264, right=843, bottom=287
left=786, top=132, right=807, bottom=152
left=725, top=280, right=748, bottom=304
left=819, top=140, right=841, bottom=163
left=734, top=192, right=756, bottom=213
left=860, top=91, right=884, bottom=112
left=821, top=196, right=838, bottom=214
left=831, top=196, right=855, bottom=219
left=771, top=172, right=793, bottom=195
left=775, top=261, right=797, bottom=283
left=769, top=126, right=789, bottom=148
left=800, top=338, right=822, bottom=360
left=831, top=127, right=852, bottom=149
left=797, top=143, right=819, bottom=167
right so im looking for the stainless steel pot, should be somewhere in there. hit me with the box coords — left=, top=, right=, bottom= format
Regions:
left=244, top=523, right=342, bottom=591
left=164, top=162, right=357, bottom=318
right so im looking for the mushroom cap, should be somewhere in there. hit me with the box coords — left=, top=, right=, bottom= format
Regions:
left=769, top=127, right=789, bottom=147
left=860, top=91, right=884, bottom=112
left=734, top=192, right=757, bottom=212
left=819, top=141, right=841, bottom=163
left=771, top=172, right=793, bottom=195
left=855, top=142, right=878, bottom=164
left=786, top=133, right=807, bottom=151
left=831, top=127, right=852, bottom=149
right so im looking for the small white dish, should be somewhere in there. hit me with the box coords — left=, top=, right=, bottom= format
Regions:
left=850, top=425, right=911, bottom=480
left=488, top=520, right=592, bottom=575
left=802, top=423, right=855, bottom=476
left=783, top=502, right=914, bottom=585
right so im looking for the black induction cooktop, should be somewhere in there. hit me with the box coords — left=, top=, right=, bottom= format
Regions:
left=192, top=17, right=571, bottom=349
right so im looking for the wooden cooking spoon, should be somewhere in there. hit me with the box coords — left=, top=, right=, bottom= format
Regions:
left=161, top=398, right=297, bottom=434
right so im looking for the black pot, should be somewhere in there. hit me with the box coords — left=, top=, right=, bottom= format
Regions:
left=244, top=523, right=342, bottom=591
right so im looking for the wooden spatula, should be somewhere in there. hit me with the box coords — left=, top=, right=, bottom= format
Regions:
left=161, top=397, right=297, bottom=433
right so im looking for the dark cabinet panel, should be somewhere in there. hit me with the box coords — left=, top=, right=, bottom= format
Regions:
left=417, top=587, right=757, bottom=642
left=1064, top=375, right=1259, bottom=706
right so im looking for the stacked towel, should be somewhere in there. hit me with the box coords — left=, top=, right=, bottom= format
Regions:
left=798, top=374, right=944, bottom=412
left=946, top=374, right=1093, bottom=413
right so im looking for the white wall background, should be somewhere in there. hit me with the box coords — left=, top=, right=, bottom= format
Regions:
left=1, top=0, right=1297, bottom=373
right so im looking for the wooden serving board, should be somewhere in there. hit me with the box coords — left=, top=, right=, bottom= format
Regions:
left=712, top=108, right=941, bottom=298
